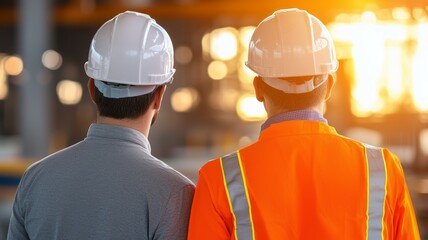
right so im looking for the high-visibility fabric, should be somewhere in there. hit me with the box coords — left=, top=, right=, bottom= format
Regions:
left=220, top=152, right=255, bottom=240
left=188, top=120, right=420, bottom=240
left=364, top=144, right=386, bottom=239
left=219, top=145, right=386, bottom=240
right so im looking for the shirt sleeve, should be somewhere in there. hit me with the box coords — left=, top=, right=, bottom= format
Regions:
left=389, top=152, right=421, bottom=240
left=7, top=179, right=30, bottom=240
left=393, top=174, right=421, bottom=239
left=188, top=171, right=232, bottom=240
left=153, top=184, right=195, bottom=240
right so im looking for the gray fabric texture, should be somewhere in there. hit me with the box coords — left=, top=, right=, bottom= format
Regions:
left=7, top=124, right=195, bottom=240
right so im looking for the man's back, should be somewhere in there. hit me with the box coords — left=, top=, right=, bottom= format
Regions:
left=189, top=120, right=420, bottom=239
left=8, top=124, right=195, bottom=240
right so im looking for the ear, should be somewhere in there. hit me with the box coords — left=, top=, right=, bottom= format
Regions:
left=324, top=74, right=335, bottom=101
left=153, top=85, right=166, bottom=110
left=253, top=76, right=264, bottom=102
left=87, top=78, right=96, bottom=103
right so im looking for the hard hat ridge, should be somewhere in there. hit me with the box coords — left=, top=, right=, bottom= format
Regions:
left=275, top=9, right=317, bottom=76
left=246, top=8, right=338, bottom=93
left=85, top=11, right=175, bottom=98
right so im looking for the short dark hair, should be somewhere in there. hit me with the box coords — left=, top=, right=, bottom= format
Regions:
left=93, top=84, right=161, bottom=119
left=260, top=76, right=328, bottom=111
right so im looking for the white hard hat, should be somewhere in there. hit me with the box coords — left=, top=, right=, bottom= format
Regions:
left=84, top=11, right=175, bottom=98
left=246, top=8, right=338, bottom=93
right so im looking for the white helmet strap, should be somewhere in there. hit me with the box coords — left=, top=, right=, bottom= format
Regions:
left=263, top=75, right=328, bottom=94
left=94, top=80, right=157, bottom=99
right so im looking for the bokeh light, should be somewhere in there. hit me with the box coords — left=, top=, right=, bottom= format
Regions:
left=238, top=26, right=256, bottom=48
left=171, top=87, right=199, bottom=112
left=209, top=27, right=238, bottom=61
left=4, top=56, right=23, bottom=76
left=42, top=49, right=63, bottom=70
left=236, top=94, right=266, bottom=121
left=208, top=61, right=228, bottom=80
left=0, top=83, right=8, bottom=100
left=56, top=80, right=83, bottom=105
left=175, top=46, right=193, bottom=65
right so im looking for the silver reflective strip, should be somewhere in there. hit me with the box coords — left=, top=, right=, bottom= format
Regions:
left=221, top=152, right=254, bottom=240
left=364, top=144, right=386, bottom=240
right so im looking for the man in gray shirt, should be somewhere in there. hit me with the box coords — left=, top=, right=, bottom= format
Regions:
left=7, top=11, right=195, bottom=240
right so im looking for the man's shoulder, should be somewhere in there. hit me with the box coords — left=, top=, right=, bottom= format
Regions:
left=198, top=146, right=250, bottom=175
left=25, top=141, right=84, bottom=171
left=146, top=156, right=195, bottom=187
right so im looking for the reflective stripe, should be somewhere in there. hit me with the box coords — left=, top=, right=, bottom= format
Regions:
left=364, top=144, right=386, bottom=240
left=220, top=152, right=255, bottom=240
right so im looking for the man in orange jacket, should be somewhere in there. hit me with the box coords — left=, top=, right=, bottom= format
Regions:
left=188, top=8, right=420, bottom=239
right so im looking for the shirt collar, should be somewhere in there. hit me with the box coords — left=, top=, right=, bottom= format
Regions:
left=86, top=124, right=151, bottom=153
left=261, top=110, right=328, bottom=131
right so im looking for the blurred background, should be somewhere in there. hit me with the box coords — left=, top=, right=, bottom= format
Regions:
left=0, top=0, right=428, bottom=238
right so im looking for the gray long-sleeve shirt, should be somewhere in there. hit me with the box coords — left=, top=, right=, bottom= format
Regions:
left=7, top=124, right=195, bottom=240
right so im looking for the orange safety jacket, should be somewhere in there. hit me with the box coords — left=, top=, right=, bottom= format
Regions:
left=188, top=120, right=420, bottom=240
